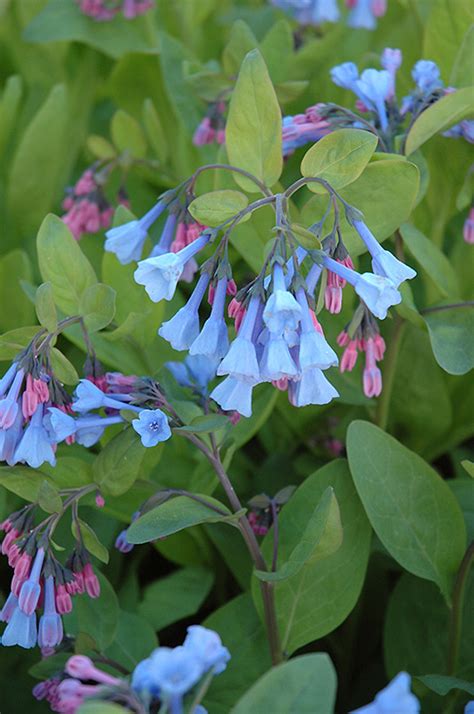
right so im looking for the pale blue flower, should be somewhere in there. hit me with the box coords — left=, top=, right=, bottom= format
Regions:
left=330, top=62, right=359, bottom=91
left=355, top=69, right=391, bottom=130
left=259, top=332, right=299, bottom=381
left=135, top=235, right=209, bottom=303
left=159, top=274, right=210, bottom=351
left=217, top=297, right=261, bottom=381
left=0, top=402, right=23, bottom=466
left=105, top=200, right=167, bottom=265
left=0, top=368, right=24, bottom=429
left=1, top=606, right=37, bottom=648
left=38, top=577, right=63, bottom=648
left=190, top=278, right=229, bottom=359
left=149, top=214, right=177, bottom=257
left=166, top=355, right=219, bottom=395
left=132, top=409, right=171, bottom=447
left=148, top=646, right=202, bottom=697
left=465, top=702, right=474, bottom=714
left=347, top=0, right=377, bottom=30
left=210, top=375, right=255, bottom=417
left=0, top=362, right=18, bottom=398
left=293, top=367, right=339, bottom=407
left=14, top=406, right=56, bottom=469
left=132, top=656, right=160, bottom=696
left=350, top=672, right=420, bottom=713
left=47, top=407, right=123, bottom=445
left=297, top=289, right=338, bottom=370
left=72, top=379, right=137, bottom=414
left=352, top=220, right=416, bottom=287
left=183, top=626, right=230, bottom=675
left=263, top=264, right=302, bottom=335
left=412, top=60, right=442, bottom=93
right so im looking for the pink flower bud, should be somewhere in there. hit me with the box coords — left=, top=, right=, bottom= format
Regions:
left=337, top=330, right=350, bottom=347
left=95, top=494, right=105, bottom=508
left=325, top=286, right=343, bottom=314
left=2, top=528, right=20, bottom=555
left=272, top=377, right=289, bottom=391
left=340, top=341, right=359, bottom=372
left=14, top=552, right=32, bottom=578
left=56, top=584, right=73, bottom=614
left=83, top=563, right=100, bottom=598
left=227, top=279, right=237, bottom=296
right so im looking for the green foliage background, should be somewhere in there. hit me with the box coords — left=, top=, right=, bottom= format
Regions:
left=0, top=0, right=473, bottom=712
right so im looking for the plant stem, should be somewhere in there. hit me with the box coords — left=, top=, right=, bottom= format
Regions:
left=190, top=163, right=272, bottom=197
left=421, top=301, right=474, bottom=315
left=446, top=541, right=474, bottom=676
left=182, top=431, right=283, bottom=665
left=374, top=316, right=405, bottom=431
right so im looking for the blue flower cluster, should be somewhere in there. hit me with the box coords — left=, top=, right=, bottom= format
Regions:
left=271, top=0, right=388, bottom=30
left=132, top=625, right=230, bottom=714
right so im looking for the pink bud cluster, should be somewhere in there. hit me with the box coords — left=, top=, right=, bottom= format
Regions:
left=33, top=655, right=122, bottom=713
left=325, top=256, right=355, bottom=313
left=62, top=168, right=129, bottom=240
left=76, top=0, right=153, bottom=22
left=193, top=102, right=227, bottom=146
left=282, top=104, right=332, bottom=156
left=338, top=331, right=386, bottom=398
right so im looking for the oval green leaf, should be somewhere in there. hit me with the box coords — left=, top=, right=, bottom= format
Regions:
left=188, top=190, right=249, bottom=227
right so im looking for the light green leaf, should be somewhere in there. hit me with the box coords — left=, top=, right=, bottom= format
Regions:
left=417, top=675, right=474, bottom=696
left=37, top=480, right=62, bottom=514
left=0, top=326, right=38, bottom=361
left=0, top=250, right=35, bottom=332
left=127, top=495, right=232, bottom=544
left=142, top=98, right=169, bottom=162
left=226, top=49, right=282, bottom=192
left=253, top=460, right=371, bottom=654
left=222, top=20, right=258, bottom=77
left=86, top=135, right=117, bottom=161
left=405, top=87, right=474, bottom=156
left=255, top=487, right=342, bottom=582
left=111, top=109, right=147, bottom=159
left=231, top=654, right=337, bottom=714
left=461, top=460, right=474, bottom=478
left=424, top=0, right=474, bottom=80
left=35, top=282, right=58, bottom=333
left=0, top=75, right=22, bottom=158
left=203, top=594, right=271, bottom=714
left=72, top=519, right=109, bottom=564
left=93, top=427, right=145, bottom=497
left=400, top=223, right=459, bottom=298
left=301, top=129, right=378, bottom=193
left=80, top=283, right=116, bottom=333
left=138, top=566, right=214, bottom=631
left=50, top=348, right=79, bottom=385
left=424, top=306, right=474, bottom=375
left=450, top=24, right=474, bottom=87
left=188, top=190, right=249, bottom=227
left=37, top=214, right=97, bottom=315
left=301, top=160, right=419, bottom=256
left=7, top=84, right=69, bottom=235
left=0, top=466, right=51, bottom=502
left=175, top=414, right=230, bottom=434
left=347, top=421, right=466, bottom=597
left=105, top=611, right=158, bottom=671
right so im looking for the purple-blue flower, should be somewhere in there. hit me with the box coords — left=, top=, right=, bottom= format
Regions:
left=1, top=605, right=37, bottom=648
left=183, top=625, right=230, bottom=675
left=0, top=402, right=23, bottom=466
left=159, top=274, right=210, bottom=351
left=149, top=214, right=178, bottom=257
left=412, top=60, right=442, bottom=93
left=132, top=409, right=171, bottom=447
left=330, top=62, right=359, bottom=92
left=105, top=199, right=167, bottom=265
left=350, top=672, right=420, bottom=713
left=18, top=547, right=45, bottom=616
left=0, top=368, right=24, bottom=429
left=72, top=380, right=137, bottom=414
left=47, top=407, right=123, bottom=446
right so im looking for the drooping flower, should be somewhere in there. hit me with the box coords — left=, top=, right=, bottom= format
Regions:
left=350, top=671, right=420, bottom=713
left=159, top=274, right=210, bottom=350
left=352, top=219, right=417, bottom=286
left=263, top=263, right=302, bottom=336
left=189, top=277, right=230, bottom=359
left=104, top=199, right=168, bottom=264
left=217, top=296, right=262, bottom=381
left=14, top=406, right=56, bottom=469
left=38, top=577, right=63, bottom=648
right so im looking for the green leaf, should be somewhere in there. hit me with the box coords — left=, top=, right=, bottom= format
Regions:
left=7, top=84, right=70, bottom=236
left=24, top=0, right=156, bottom=59
left=417, top=675, right=474, bottom=696
left=384, top=572, right=474, bottom=681
left=231, top=654, right=337, bottom=714
left=72, top=519, right=109, bottom=564
left=0, top=251, right=35, bottom=332
left=400, top=223, right=459, bottom=299
left=50, top=348, right=79, bottom=385
left=301, top=129, right=378, bottom=193
left=29, top=653, right=70, bottom=680
left=461, top=460, right=474, bottom=478
left=138, top=566, right=214, bottom=631
left=255, top=487, right=342, bottom=582
left=93, top=427, right=145, bottom=497
left=35, top=282, right=58, bottom=333
left=127, top=495, right=232, bottom=544
left=347, top=421, right=466, bottom=597
left=105, top=610, right=158, bottom=670
left=188, top=190, right=249, bottom=227
left=111, top=109, right=147, bottom=159
left=142, top=98, right=169, bottom=162
left=0, top=466, right=52, bottom=501
left=203, top=594, right=271, bottom=714
left=424, top=306, right=474, bottom=376
left=0, top=75, right=22, bottom=158
left=37, top=214, right=97, bottom=315
left=37, top=480, right=62, bottom=514
left=226, top=49, right=282, bottom=192
left=175, top=414, right=230, bottom=434
left=86, top=135, right=117, bottom=161
left=0, top=326, right=38, bottom=361
left=253, top=460, right=371, bottom=654
left=80, top=283, right=116, bottom=333
left=222, top=20, right=258, bottom=77
left=405, top=87, right=474, bottom=155
left=301, top=160, right=419, bottom=256
left=63, top=572, right=119, bottom=650
left=450, top=24, right=474, bottom=88
left=424, top=0, right=474, bottom=80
